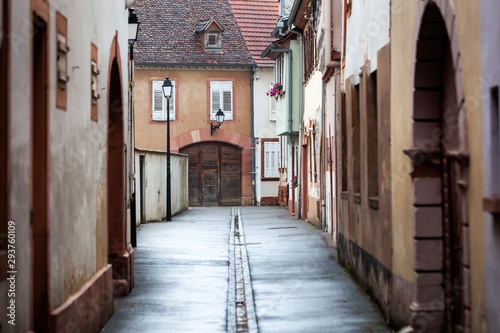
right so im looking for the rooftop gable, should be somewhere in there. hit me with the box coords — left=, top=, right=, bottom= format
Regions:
left=194, top=17, right=224, bottom=33
left=133, top=0, right=254, bottom=67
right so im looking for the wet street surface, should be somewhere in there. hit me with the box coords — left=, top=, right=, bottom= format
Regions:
left=101, top=206, right=390, bottom=333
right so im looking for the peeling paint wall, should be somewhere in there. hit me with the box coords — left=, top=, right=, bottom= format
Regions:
left=3, top=0, right=130, bottom=331
left=134, top=150, right=188, bottom=223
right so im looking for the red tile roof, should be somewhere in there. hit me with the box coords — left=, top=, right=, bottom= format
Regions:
left=227, top=0, right=279, bottom=67
left=133, top=0, right=254, bottom=67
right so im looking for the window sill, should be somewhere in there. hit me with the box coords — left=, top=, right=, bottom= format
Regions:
left=341, top=191, right=348, bottom=200
left=369, top=197, right=379, bottom=210
left=353, top=193, right=361, bottom=204
left=261, top=177, right=279, bottom=182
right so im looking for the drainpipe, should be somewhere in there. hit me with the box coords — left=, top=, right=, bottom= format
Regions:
left=325, top=0, right=341, bottom=71
left=251, top=65, right=256, bottom=205
left=289, top=27, right=303, bottom=219
left=324, top=0, right=340, bottom=231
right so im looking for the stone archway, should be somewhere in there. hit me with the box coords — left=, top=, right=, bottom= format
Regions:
left=181, top=142, right=242, bottom=207
left=174, top=128, right=253, bottom=206
left=106, top=34, right=133, bottom=295
left=405, top=1, right=470, bottom=332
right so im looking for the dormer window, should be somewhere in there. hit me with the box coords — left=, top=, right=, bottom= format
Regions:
left=194, top=17, right=224, bottom=51
left=206, top=32, right=221, bottom=48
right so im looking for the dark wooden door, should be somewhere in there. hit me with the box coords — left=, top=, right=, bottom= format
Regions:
left=202, top=144, right=218, bottom=206
left=181, top=143, right=241, bottom=207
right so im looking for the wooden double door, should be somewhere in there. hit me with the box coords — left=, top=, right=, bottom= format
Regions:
left=181, top=142, right=242, bottom=207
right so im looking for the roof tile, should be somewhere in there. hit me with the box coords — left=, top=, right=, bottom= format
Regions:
left=134, top=0, right=255, bottom=66
left=227, top=0, right=279, bottom=67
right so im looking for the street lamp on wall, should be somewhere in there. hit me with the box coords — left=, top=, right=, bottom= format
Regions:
left=128, top=8, right=139, bottom=59
left=162, top=77, right=173, bottom=221
left=211, top=109, right=225, bottom=136
left=128, top=8, right=140, bottom=246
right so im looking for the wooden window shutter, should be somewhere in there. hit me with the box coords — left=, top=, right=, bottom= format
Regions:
left=269, top=82, right=277, bottom=121
left=169, top=80, right=176, bottom=120
left=210, top=81, right=233, bottom=120
left=152, top=79, right=176, bottom=121
left=152, top=80, right=165, bottom=121
left=211, top=81, right=221, bottom=112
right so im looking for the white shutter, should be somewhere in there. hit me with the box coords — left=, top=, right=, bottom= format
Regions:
left=264, top=141, right=280, bottom=178
left=211, top=81, right=221, bottom=113
left=210, top=81, right=233, bottom=120
left=269, top=82, right=276, bottom=121
left=222, top=81, right=233, bottom=120
left=152, top=80, right=165, bottom=121
left=169, top=80, right=176, bottom=120
left=152, top=80, right=176, bottom=121
left=282, top=56, right=286, bottom=92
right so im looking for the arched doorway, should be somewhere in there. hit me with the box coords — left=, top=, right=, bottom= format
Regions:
left=107, top=56, right=126, bottom=285
left=31, top=12, right=50, bottom=332
left=181, top=142, right=242, bottom=207
left=405, top=2, right=470, bottom=332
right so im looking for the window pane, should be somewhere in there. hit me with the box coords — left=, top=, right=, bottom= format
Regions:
left=223, top=91, right=232, bottom=112
left=212, top=89, right=220, bottom=112
left=208, top=34, right=217, bottom=46
left=154, top=90, right=163, bottom=111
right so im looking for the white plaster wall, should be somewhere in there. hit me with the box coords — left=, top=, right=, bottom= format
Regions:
left=343, top=0, right=390, bottom=85
left=481, top=0, right=500, bottom=329
left=303, top=71, right=324, bottom=199
left=2, top=0, right=130, bottom=326
left=46, top=0, right=130, bottom=310
left=4, top=2, right=32, bottom=331
left=254, top=67, right=279, bottom=201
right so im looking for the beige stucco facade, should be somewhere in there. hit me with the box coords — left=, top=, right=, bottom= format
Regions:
left=134, top=66, right=254, bottom=206
left=134, top=67, right=252, bottom=152
left=391, top=0, right=486, bottom=330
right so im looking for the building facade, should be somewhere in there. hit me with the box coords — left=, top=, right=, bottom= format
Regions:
left=392, top=1, right=486, bottom=331
left=335, top=0, right=393, bottom=324
left=481, top=0, right=500, bottom=330
left=227, top=0, right=280, bottom=207
left=273, top=0, right=492, bottom=331
left=0, top=0, right=134, bottom=331
left=133, top=0, right=255, bottom=211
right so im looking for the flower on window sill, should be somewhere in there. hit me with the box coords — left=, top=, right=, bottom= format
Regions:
left=290, top=175, right=298, bottom=190
left=266, top=83, right=284, bottom=98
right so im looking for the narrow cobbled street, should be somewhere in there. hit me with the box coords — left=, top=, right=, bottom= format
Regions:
left=101, top=207, right=390, bottom=333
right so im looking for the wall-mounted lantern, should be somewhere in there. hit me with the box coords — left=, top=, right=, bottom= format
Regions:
left=211, top=109, right=225, bottom=136
left=128, top=8, right=140, bottom=59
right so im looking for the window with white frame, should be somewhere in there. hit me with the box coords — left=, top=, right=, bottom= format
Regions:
left=262, top=140, right=279, bottom=179
left=151, top=80, right=176, bottom=121
left=274, top=55, right=286, bottom=92
left=269, top=82, right=277, bottom=121
left=205, top=32, right=221, bottom=49
left=210, top=80, right=233, bottom=120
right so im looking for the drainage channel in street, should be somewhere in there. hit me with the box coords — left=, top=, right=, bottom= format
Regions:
left=227, top=207, right=258, bottom=333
